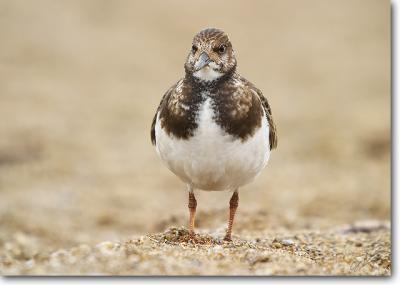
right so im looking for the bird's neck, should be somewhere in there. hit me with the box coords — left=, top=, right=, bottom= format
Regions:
left=185, top=68, right=236, bottom=91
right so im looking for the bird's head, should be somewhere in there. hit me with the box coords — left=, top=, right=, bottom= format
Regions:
left=185, top=28, right=237, bottom=82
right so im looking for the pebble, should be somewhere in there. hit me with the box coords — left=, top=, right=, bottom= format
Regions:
left=281, top=239, right=295, bottom=246
left=96, top=241, right=118, bottom=256
left=272, top=242, right=282, bottom=249
left=212, top=245, right=224, bottom=254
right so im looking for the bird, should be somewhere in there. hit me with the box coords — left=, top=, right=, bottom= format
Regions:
left=150, top=28, right=277, bottom=241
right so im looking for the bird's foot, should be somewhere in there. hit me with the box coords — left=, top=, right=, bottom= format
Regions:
left=223, top=235, right=232, bottom=242
left=188, top=231, right=197, bottom=242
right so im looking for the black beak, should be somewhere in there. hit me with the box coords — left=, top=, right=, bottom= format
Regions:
left=195, top=52, right=211, bottom=71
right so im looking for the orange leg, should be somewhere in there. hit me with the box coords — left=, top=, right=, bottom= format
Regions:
left=224, top=191, right=239, bottom=241
left=188, top=191, right=197, bottom=237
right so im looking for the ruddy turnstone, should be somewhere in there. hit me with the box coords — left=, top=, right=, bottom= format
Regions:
left=151, top=28, right=277, bottom=241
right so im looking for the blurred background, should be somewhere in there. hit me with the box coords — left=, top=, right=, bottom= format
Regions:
left=0, top=0, right=389, bottom=252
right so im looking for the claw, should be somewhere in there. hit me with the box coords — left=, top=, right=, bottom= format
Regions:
left=223, top=235, right=232, bottom=242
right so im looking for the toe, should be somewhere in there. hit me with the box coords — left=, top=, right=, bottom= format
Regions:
left=223, top=236, right=232, bottom=242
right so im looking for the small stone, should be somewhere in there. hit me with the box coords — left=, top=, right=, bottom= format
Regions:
left=251, top=255, right=270, bottom=265
left=356, top=256, right=364, bottom=262
left=281, top=239, right=295, bottom=246
left=272, top=242, right=282, bottom=249
left=25, top=259, right=35, bottom=269
left=49, top=249, right=69, bottom=268
left=212, top=245, right=224, bottom=254
left=96, top=241, right=117, bottom=256
left=15, top=232, right=31, bottom=246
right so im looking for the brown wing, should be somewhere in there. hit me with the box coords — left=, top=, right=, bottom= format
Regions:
left=241, top=80, right=277, bottom=150
left=256, top=89, right=278, bottom=150
left=150, top=84, right=176, bottom=145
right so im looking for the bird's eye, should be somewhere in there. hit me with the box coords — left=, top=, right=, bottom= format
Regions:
left=217, top=44, right=226, bottom=54
left=192, top=45, right=198, bottom=53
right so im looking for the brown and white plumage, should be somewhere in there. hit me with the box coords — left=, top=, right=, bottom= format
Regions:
left=150, top=28, right=277, bottom=241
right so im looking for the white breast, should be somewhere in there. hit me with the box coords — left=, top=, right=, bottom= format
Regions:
left=155, top=97, right=270, bottom=191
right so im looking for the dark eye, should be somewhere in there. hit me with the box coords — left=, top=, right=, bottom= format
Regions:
left=192, top=45, right=198, bottom=53
left=217, top=44, right=226, bottom=54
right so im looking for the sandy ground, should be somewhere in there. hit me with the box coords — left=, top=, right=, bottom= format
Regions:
left=0, top=0, right=390, bottom=276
